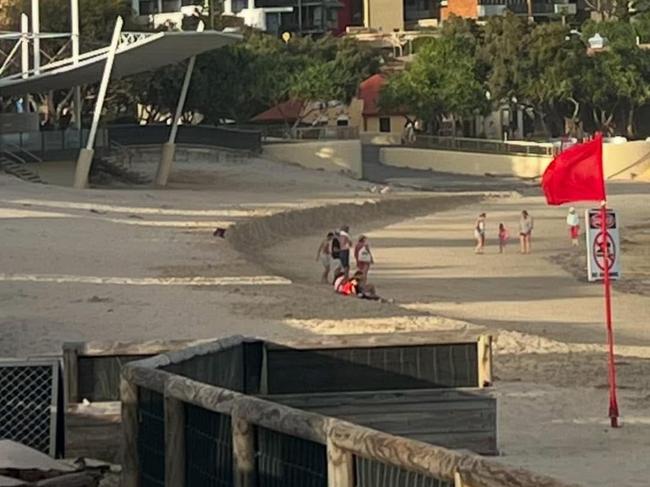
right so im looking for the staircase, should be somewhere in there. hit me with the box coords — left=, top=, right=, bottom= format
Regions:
left=0, top=154, right=46, bottom=184
left=90, top=153, right=151, bottom=186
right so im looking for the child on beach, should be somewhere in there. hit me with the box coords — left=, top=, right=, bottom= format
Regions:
left=474, top=213, right=486, bottom=254
left=315, top=232, right=334, bottom=283
left=498, top=223, right=509, bottom=253
left=566, top=207, right=580, bottom=247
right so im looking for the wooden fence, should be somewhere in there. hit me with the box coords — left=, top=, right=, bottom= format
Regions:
left=120, top=333, right=579, bottom=487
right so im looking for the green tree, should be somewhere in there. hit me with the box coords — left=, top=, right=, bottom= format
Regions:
left=381, top=35, right=488, bottom=135
left=578, top=20, right=650, bottom=135
left=522, top=23, right=586, bottom=136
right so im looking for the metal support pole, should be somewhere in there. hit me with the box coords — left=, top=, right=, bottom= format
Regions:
left=73, top=16, right=123, bottom=189
left=31, top=0, right=40, bottom=75
left=154, top=21, right=204, bottom=188
left=600, top=202, right=620, bottom=428
left=21, top=14, right=29, bottom=79
left=71, top=0, right=82, bottom=129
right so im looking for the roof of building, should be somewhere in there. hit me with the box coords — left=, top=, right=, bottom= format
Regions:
left=358, top=73, right=408, bottom=117
left=358, top=74, right=386, bottom=116
left=251, top=100, right=304, bottom=123
left=0, top=30, right=241, bottom=97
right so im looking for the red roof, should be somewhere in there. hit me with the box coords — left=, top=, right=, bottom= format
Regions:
left=359, top=73, right=408, bottom=117
left=358, top=74, right=386, bottom=116
left=251, top=100, right=304, bottom=123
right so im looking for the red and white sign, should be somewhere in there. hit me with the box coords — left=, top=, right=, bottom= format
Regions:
left=586, top=209, right=621, bottom=281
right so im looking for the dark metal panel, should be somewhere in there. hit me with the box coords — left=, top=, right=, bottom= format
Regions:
left=185, top=404, right=233, bottom=487
left=138, top=387, right=165, bottom=487
left=256, top=426, right=327, bottom=487
left=266, top=344, right=479, bottom=394
left=356, top=456, right=454, bottom=487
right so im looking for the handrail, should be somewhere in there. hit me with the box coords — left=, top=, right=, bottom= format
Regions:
left=0, top=149, right=27, bottom=164
left=2, top=142, right=43, bottom=163
left=412, top=134, right=557, bottom=157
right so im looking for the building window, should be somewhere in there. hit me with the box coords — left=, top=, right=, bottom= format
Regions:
left=139, top=0, right=158, bottom=14
left=379, top=117, right=391, bottom=133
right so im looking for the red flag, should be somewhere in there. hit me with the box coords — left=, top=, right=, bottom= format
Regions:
left=541, top=133, right=606, bottom=205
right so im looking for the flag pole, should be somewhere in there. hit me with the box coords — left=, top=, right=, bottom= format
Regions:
left=600, top=200, right=620, bottom=427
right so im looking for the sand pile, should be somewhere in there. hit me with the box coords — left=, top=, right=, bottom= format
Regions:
left=227, top=194, right=483, bottom=254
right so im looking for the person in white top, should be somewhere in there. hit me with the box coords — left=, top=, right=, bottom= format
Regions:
left=566, top=207, right=580, bottom=247
left=474, top=213, right=486, bottom=254
left=519, top=210, right=534, bottom=254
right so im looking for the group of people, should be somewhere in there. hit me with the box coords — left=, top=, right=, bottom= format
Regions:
left=474, top=210, right=535, bottom=254
left=474, top=207, right=582, bottom=254
left=316, top=226, right=380, bottom=300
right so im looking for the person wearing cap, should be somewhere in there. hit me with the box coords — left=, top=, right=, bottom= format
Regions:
left=566, top=207, right=580, bottom=247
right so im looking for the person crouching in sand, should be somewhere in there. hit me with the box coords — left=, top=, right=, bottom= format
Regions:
left=315, top=232, right=334, bottom=283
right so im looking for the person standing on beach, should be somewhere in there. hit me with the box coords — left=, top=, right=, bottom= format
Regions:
left=498, top=223, right=509, bottom=254
left=566, top=207, right=580, bottom=247
left=315, top=232, right=334, bottom=283
left=338, top=225, right=352, bottom=277
left=474, top=213, right=486, bottom=254
left=354, top=235, right=374, bottom=282
left=519, top=210, right=534, bottom=254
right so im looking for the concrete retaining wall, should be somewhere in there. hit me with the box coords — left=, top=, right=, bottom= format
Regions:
left=380, top=147, right=552, bottom=179
left=604, top=141, right=650, bottom=180
left=380, top=140, right=650, bottom=180
left=263, top=140, right=363, bottom=179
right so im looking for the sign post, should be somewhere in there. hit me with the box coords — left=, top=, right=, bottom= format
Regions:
left=585, top=207, right=620, bottom=282
left=586, top=205, right=621, bottom=427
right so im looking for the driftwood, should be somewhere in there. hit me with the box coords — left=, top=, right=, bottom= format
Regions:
left=122, top=363, right=171, bottom=393
left=165, top=375, right=241, bottom=415
left=328, top=421, right=580, bottom=487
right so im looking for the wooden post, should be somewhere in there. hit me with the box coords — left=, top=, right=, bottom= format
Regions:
left=327, top=436, right=354, bottom=487
left=232, top=415, right=256, bottom=487
left=454, top=469, right=467, bottom=487
left=121, top=377, right=139, bottom=487
left=62, top=344, right=81, bottom=404
left=165, top=395, right=185, bottom=487
left=477, top=335, right=493, bottom=388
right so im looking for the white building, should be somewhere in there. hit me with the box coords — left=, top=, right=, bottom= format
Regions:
left=130, top=0, right=295, bottom=33
left=131, top=0, right=205, bottom=28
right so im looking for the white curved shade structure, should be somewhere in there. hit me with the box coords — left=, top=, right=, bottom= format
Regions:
left=0, top=30, right=241, bottom=96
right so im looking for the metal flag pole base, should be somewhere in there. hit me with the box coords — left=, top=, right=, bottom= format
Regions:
left=600, top=201, right=620, bottom=428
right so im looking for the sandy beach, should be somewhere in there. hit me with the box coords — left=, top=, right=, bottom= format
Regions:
left=1, top=156, right=649, bottom=486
